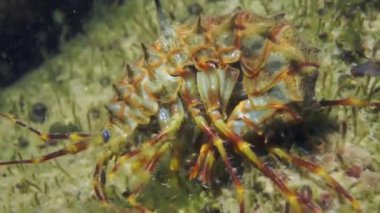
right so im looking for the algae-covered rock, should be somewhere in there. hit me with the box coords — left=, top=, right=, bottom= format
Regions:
left=0, top=0, right=379, bottom=212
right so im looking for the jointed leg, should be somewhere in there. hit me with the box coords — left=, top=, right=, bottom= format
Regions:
left=93, top=151, right=136, bottom=213
left=319, top=98, right=380, bottom=108
left=269, top=147, right=361, bottom=212
left=181, top=69, right=246, bottom=212
left=226, top=100, right=316, bottom=211
left=200, top=149, right=216, bottom=185
left=193, top=146, right=216, bottom=185
left=108, top=135, right=168, bottom=177
left=185, top=103, right=245, bottom=212
left=94, top=138, right=172, bottom=213
left=0, top=112, right=91, bottom=143
left=93, top=151, right=113, bottom=204
left=189, top=142, right=214, bottom=184
left=231, top=100, right=360, bottom=212
left=209, top=109, right=305, bottom=213
left=0, top=141, right=89, bottom=166
left=106, top=101, right=184, bottom=212
left=109, top=101, right=184, bottom=176
left=193, top=63, right=308, bottom=211
left=124, top=142, right=172, bottom=213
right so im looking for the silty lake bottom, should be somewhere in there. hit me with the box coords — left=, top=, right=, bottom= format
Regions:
left=0, top=0, right=379, bottom=212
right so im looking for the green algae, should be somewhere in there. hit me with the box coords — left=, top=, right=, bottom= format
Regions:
left=0, top=0, right=379, bottom=212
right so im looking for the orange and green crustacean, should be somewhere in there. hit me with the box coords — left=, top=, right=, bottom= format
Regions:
left=1, top=0, right=379, bottom=212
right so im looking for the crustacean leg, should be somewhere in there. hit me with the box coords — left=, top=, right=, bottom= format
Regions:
left=0, top=112, right=91, bottom=143
left=0, top=112, right=140, bottom=211
left=107, top=100, right=184, bottom=212
left=319, top=98, right=380, bottom=108
left=188, top=142, right=214, bottom=184
left=124, top=142, right=172, bottom=213
left=0, top=112, right=91, bottom=166
left=185, top=102, right=245, bottom=212
left=269, top=147, right=361, bottom=212
left=194, top=63, right=307, bottom=212
left=93, top=150, right=142, bottom=213
left=229, top=99, right=362, bottom=212
left=180, top=67, right=247, bottom=213
left=109, top=100, right=184, bottom=176
left=93, top=151, right=113, bottom=206
left=0, top=141, right=89, bottom=166
left=209, top=109, right=306, bottom=213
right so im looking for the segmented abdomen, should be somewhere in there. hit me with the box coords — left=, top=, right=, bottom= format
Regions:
left=106, top=10, right=317, bottom=136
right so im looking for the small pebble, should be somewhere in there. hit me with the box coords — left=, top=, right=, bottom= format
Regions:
left=99, top=76, right=111, bottom=87
left=29, top=102, right=47, bottom=123
left=18, top=136, right=29, bottom=148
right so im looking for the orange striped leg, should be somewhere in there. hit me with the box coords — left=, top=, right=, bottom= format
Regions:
left=189, top=142, right=215, bottom=185
left=93, top=151, right=113, bottom=204
left=108, top=132, right=171, bottom=177
left=252, top=103, right=303, bottom=122
left=187, top=104, right=245, bottom=213
left=236, top=102, right=358, bottom=212
left=0, top=112, right=91, bottom=143
left=124, top=142, right=171, bottom=213
left=209, top=110, right=305, bottom=213
left=270, top=147, right=361, bottom=212
left=319, top=98, right=380, bottom=108
left=109, top=104, right=184, bottom=176
left=93, top=151, right=133, bottom=213
left=189, top=144, right=215, bottom=185
left=198, top=148, right=216, bottom=185
left=0, top=141, right=88, bottom=166
left=180, top=68, right=245, bottom=212
left=108, top=102, right=184, bottom=211
left=107, top=143, right=171, bottom=213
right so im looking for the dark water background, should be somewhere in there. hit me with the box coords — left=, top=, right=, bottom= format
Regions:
left=0, top=0, right=117, bottom=88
